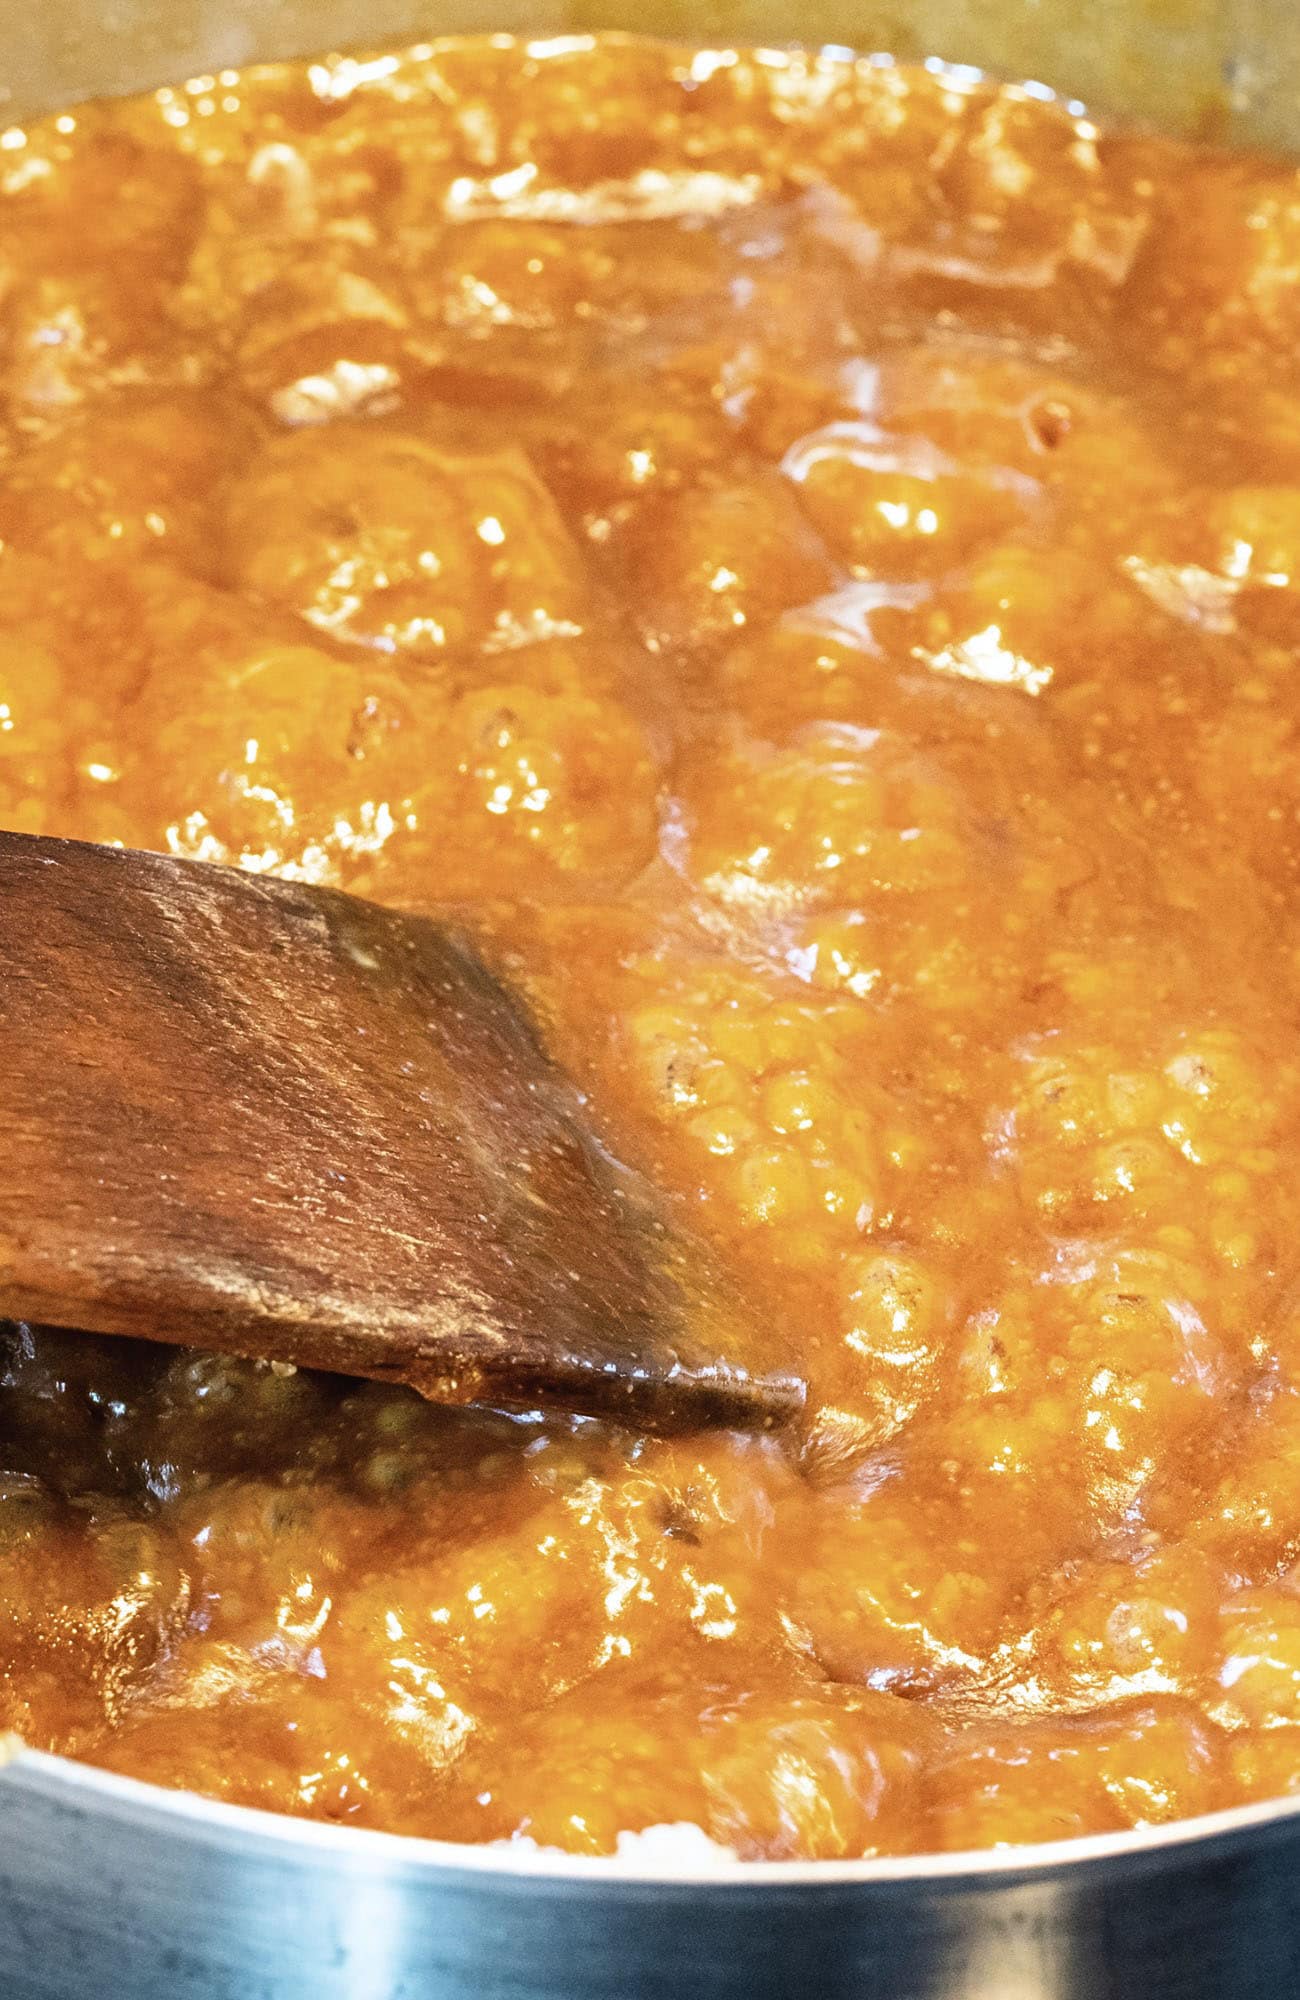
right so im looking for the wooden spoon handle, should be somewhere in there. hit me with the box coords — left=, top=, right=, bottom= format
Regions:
left=0, top=832, right=804, bottom=1431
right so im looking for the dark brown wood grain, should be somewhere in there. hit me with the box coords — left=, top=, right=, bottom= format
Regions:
left=0, top=832, right=804, bottom=1430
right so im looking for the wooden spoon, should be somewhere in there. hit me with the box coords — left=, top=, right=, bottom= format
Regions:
left=0, top=831, right=803, bottom=1432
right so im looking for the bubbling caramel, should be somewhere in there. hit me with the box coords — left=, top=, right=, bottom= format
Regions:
left=2, top=32, right=1300, bottom=1857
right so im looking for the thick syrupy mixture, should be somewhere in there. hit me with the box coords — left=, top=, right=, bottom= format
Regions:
left=4, top=33, right=1300, bottom=1857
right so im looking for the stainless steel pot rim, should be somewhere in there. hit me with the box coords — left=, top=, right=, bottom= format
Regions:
left=10, top=1743, right=1300, bottom=1885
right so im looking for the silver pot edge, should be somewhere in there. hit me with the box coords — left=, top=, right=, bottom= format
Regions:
left=7, top=1741, right=1300, bottom=1888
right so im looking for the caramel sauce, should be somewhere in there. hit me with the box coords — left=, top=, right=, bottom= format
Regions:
left=3, top=33, right=1300, bottom=1856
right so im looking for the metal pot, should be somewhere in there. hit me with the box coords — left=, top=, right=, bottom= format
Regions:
left=4, top=7, right=1300, bottom=1996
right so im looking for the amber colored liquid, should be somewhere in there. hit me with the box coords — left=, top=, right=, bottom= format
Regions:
left=2, top=33, right=1300, bottom=1856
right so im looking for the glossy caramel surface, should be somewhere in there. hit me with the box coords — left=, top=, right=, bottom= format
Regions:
left=4, top=33, right=1300, bottom=1857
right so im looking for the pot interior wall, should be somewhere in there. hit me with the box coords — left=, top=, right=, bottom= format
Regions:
left=3, top=0, right=1299, bottom=147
